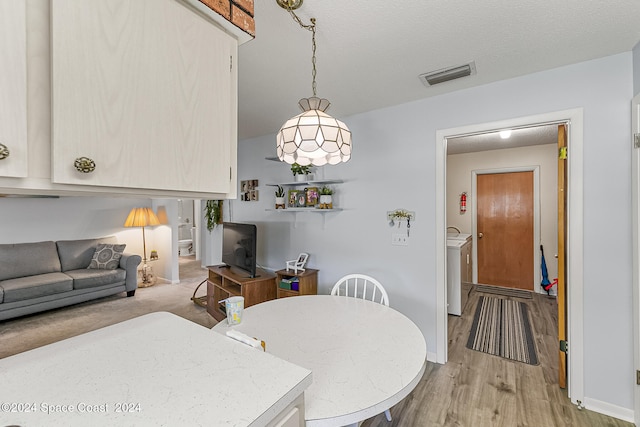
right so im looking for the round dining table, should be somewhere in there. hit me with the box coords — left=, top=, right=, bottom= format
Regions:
left=213, top=295, right=427, bottom=427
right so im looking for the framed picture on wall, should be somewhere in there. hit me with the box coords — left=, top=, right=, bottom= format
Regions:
left=296, top=192, right=307, bottom=208
left=305, top=187, right=319, bottom=206
left=288, top=190, right=299, bottom=208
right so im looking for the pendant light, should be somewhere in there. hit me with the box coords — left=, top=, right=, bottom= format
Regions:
left=275, top=1, right=352, bottom=166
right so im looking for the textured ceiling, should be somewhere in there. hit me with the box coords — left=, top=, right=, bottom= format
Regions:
left=237, top=0, right=640, bottom=143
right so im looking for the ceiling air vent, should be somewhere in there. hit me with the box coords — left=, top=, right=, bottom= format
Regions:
left=419, top=61, right=476, bottom=87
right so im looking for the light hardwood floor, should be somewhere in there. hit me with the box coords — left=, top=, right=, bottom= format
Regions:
left=362, top=285, right=633, bottom=427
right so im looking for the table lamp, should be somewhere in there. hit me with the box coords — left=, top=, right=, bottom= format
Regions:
left=124, top=207, right=160, bottom=286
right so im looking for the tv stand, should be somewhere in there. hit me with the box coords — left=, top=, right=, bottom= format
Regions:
left=206, top=265, right=276, bottom=322
left=221, top=264, right=259, bottom=278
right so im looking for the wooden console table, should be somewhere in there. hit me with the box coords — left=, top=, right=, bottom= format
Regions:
left=276, top=268, right=318, bottom=298
left=206, top=265, right=276, bottom=321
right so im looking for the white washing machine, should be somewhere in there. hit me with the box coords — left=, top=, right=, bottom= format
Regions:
left=447, top=232, right=472, bottom=242
left=447, top=234, right=472, bottom=316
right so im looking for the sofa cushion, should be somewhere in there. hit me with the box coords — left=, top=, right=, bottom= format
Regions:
left=56, top=237, right=117, bottom=271
left=0, top=272, right=73, bottom=303
left=65, top=268, right=126, bottom=290
left=88, top=243, right=126, bottom=270
left=0, top=241, right=62, bottom=281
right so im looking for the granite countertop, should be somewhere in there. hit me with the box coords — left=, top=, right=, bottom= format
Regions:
left=0, top=312, right=312, bottom=426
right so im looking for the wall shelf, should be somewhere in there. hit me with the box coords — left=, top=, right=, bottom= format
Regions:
left=265, top=208, right=342, bottom=213
left=267, top=178, right=343, bottom=228
left=266, top=179, right=343, bottom=187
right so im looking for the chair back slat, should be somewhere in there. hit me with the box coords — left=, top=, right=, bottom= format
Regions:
left=331, top=274, right=389, bottom=306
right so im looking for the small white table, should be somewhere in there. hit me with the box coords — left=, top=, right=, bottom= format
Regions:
left=0, top=312, right=312, bottom=427
left=213, top=295, right=427, bottom=427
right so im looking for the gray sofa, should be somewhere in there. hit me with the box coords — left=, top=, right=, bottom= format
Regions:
left=0, top=237, right=141, bottom=321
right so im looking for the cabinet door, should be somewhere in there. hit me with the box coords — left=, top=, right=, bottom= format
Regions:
left=461, top=241, right=472, bottom=283
left=0, top=1, right=28, bottom=178
left=51, top=0, right=234, bottom=193
left=466, top=242, right=473, bottom=283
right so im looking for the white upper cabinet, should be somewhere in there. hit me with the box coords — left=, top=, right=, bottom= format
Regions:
left=0, top=1, right=28, bottom=178
left=50, top=0, right=235, bottom=193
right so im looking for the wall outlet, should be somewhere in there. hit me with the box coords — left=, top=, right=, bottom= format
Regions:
left=392, top=234, right=409, bottom=246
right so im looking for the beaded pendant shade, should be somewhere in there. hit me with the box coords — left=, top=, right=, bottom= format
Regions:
left=277, top=97, right=351, bottom=166
left=275, top=2, right=352, bottom=166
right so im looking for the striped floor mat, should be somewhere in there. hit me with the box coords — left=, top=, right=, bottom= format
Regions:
left=466, top=296, right=538, bottom=365
left=475, top=284, right=533, bottom=299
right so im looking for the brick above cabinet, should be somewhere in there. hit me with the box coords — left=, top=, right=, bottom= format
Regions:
left=199, top=0, right=255, bottom=37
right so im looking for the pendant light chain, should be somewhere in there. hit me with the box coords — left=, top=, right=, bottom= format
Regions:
left=287, top=9, right=317, bottom=97
left=276, top=1, right=352, bottom=166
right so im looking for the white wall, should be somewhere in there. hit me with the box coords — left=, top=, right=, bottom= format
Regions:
left=446, top=144, right=558, bottom=286
left=152, top=199, right=178, bottom=283
left=634, top=40, right=640, bottom=96
left=234, top=52, right=634, bottom=413
left=0, top=196, right=147, bottom=246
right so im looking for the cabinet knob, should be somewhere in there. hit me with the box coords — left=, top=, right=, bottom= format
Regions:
left=74, top=157, right=96, bottom=173
left=478, top=232, right=484, bottom=238
left=0, top=143, right=9, bottom=160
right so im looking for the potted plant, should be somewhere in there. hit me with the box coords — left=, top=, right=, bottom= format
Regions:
left=319, top=186, right=333, bottom=209
left=204, top=200, right=223, bottom=231
left=291, top=163, right=312, bottom=182
left=275, top=185, right=286, bottom=209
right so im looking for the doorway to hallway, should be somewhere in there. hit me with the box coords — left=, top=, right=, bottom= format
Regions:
left=435, top=108, right=585, bottom=404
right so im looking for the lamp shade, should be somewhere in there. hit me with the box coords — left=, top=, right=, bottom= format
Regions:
left=276, top=97, right=352, bottom=166
left=124, top=207, right=160, bottom=228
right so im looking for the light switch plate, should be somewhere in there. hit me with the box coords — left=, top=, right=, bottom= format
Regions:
left=392, top=234, right=409, bottom=246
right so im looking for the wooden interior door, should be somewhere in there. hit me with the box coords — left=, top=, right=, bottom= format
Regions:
left=477, top=171, right=534, bottom=289
left=557, top=124, right=568, bottom=389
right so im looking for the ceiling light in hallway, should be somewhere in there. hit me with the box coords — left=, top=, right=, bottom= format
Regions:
left=500, top=130, right=512, bottom=139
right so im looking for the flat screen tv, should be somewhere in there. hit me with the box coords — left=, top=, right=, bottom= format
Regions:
left=221, top=222, right=257, bottom=278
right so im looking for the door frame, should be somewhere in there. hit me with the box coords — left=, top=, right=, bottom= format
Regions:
left=435, top=108, right=584, bottom=405
left=472, top=167, right=541, bottom=292
left=631, top=93, right=640, bottom=423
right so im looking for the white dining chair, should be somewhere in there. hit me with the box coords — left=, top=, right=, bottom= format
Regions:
left=331, top=273, right=390, bottom=306
left=330, top=273, right=392, bottom=422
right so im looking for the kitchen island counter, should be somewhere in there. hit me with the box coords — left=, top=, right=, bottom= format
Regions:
left=0, top=312, right=311, bottom=426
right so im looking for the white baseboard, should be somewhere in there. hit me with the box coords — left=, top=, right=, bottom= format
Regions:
left=427, top=351, right=437, bottom=363
left=583, top=397, right=634, bottom=423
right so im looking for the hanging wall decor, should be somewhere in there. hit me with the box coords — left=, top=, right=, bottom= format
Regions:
left=387, top=209, right=416, bottom=236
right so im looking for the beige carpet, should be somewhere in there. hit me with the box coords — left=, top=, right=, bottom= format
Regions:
left=0, top=257, right=216, bottom=359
